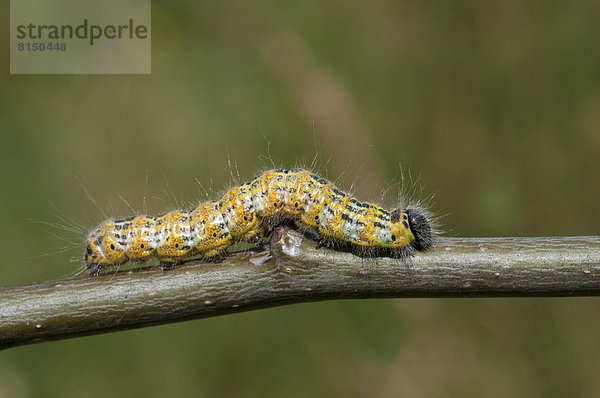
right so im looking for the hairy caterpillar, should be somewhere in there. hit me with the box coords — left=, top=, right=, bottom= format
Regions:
left=86, top=168, right=433, bottom=275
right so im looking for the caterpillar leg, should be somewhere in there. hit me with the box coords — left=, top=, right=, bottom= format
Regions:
left=315, top=239, right=327, bottom=250
left=89, top=264, right=103, bottom=276
left=205, top=254, right=225, bottom=263
left=160, top=261, right=179, bottom=271
left=162, top=253, right=226, bottom=271
left=315, top=238, right=339, bottom=250
left=247, top=234, right=267, bottom=246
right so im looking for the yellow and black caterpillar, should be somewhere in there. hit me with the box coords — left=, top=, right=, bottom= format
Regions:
left=86, top=168, right=433, bottom=275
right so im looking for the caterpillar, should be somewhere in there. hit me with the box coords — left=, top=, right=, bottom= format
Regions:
left=86, top=168, right=433, bottom=275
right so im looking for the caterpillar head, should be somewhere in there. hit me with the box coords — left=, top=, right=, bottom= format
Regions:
left=390, top=208, right=432, bottom=252
left=85, top=221, right=127, bottom=272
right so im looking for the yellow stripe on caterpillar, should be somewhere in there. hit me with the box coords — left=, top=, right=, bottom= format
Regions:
left=85, top=168, right=433, bottom=274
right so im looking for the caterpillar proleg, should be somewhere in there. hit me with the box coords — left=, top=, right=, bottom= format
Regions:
left=86, top=168, right=433, bottom=275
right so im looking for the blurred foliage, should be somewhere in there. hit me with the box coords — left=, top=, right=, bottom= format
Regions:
left=1, top=0, right=599, bottom=397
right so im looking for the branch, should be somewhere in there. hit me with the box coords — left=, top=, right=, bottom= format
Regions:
left=1, top=234, right=599, bottom=350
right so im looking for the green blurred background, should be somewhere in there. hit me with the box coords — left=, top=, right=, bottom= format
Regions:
left=1, top=1, right=600, bottom=397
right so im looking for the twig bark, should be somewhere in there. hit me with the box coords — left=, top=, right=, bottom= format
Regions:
left=1, top=234, right=599, bottom=350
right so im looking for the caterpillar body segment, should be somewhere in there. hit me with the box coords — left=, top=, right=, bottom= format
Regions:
left=85, top=168, right=433, bottom=274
